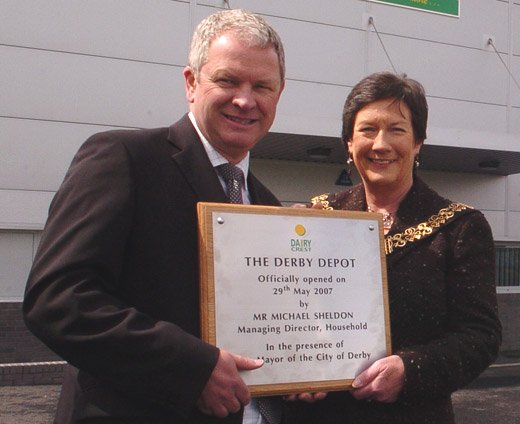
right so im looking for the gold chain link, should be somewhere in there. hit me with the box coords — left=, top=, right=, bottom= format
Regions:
left=310, top=193, right=471, bottom=255
left=385, top=202, right=470, bottom=254
left=310, top=194, right=333, bottom=210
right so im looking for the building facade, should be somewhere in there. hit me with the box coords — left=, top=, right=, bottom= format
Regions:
left=1, top=0, right=519, bottom=383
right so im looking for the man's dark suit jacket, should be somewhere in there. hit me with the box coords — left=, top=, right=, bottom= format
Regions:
left=23, top=114, right=281, bottom=423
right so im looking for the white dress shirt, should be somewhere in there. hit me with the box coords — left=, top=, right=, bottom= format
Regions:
left=188, top=112, right=264, bottom=424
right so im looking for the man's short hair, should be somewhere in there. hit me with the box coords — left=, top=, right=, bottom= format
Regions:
left=188, top=9, right=285, bottom=81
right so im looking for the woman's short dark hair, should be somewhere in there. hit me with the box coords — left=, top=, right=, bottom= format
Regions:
left=342, top=72, right=428, bottom=146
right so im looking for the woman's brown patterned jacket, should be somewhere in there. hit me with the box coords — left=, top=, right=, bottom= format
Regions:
left=286, top=177, right=502, bottom=424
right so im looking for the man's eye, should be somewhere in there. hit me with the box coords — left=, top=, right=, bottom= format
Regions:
left=217, top=78, right=235, bottom=86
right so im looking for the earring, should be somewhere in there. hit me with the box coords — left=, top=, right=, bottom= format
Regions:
left=414, top=155, right=420, bottom=169
left=346, top=156, right=353, bottom=176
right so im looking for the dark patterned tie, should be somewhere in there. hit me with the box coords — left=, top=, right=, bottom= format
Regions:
left=217, top=163, right=244, bottom=204
left=257, top=397, right=283, bottom=424
left=217, top=164, right=281, bottom=423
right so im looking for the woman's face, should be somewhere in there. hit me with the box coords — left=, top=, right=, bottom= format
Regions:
left=348, top=98, right=422, bottom=193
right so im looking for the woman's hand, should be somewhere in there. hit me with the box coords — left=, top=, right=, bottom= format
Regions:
left=351, top=355, right=405, bottom=403
left=284, top=392, right=327, bottom=403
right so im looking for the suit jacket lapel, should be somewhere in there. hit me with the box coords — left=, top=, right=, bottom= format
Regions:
left=167, top=115, right=229, bottom=203
left=167, top=114, right=280, bottom=208
left=247, top=173, right=276, bottom=206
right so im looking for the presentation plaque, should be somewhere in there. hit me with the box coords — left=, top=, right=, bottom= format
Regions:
left=197, top=203, right=391, bottom=396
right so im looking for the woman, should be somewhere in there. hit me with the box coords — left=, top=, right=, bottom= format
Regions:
left=289, top=72, right=502, bottom=423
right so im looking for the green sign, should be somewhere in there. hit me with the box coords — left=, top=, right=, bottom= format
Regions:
left=368, top=0, right=459, bottom=17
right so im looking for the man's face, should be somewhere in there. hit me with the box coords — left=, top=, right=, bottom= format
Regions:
left=184, top=32, right=284, bottom=164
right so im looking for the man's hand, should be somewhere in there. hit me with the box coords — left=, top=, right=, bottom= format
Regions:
left=197, top=350, right=263, bottom=417
left=351, top=355, right=405, bottom=403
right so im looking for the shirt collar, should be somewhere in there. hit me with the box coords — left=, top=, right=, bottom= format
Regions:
left=188, top=112, right=250, bottom=178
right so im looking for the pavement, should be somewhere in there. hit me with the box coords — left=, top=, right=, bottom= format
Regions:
left=452, top=354, right=520, bottom=424
left=1, top=353, right=519, bottom=424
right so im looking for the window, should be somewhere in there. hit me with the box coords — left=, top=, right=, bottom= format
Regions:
left=495, top=244, right=520, bottom=293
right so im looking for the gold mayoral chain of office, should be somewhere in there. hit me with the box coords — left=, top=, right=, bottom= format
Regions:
left=310, top=194, right=471, bottom=255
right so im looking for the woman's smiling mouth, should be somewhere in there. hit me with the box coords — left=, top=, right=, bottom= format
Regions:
left=369, top=158, right=396, bottom=165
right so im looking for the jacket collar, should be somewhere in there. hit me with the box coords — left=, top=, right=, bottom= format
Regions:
left=389, top=177, right=453, bottom=236
left=330, top=177, right=452, bottom=233
left=167, top=114, right=229, bottom=203
left=165, top=114, right=272, bottom=205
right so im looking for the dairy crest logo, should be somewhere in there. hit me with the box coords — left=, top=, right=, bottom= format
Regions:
left=291, top=224, right=311, bottom=252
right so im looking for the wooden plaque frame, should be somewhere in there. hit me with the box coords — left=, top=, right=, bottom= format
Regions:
left=198, top=202, right=391, bottom=396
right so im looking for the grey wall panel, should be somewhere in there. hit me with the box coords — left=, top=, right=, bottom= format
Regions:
left=513, top=3, right=520, bottom=56
left=194, top=3, right=367, bottom=85
left=511, top=57, right=520, bottom=107
left=250, top=159, right=345, bottom=205
left=198, top=0, right=367, bottom=28
left=0, top=118, right=119, bottom=191
left=421, top=171, right=506, bottom=211
left=0, top=0, right=190, bottom=66
left=1, top=46, right=186, bottom=128
left=427, top=98, right=508, bottom=133
left=33, top=232, right=43, bottom=260
left=0, top=232, right=34, bottom=301
left=506, top=211, right=520, bottom=240
left=511, top=108, right=520, bottom=133
left=271, top=79, right=348, bottom=137
left=272, top=17, right=366, bottom=85
left=502, top=171, right=520, bottom=239
left=481, top=210, right=506, bottom=239
left=508, top=174, right=520, bottom=212
left=0, top=190, right=55, bottom=230
left=366, top=36, right=509, bottom=106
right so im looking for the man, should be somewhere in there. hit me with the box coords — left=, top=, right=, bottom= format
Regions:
left=23, top=9, right=285, bottom=423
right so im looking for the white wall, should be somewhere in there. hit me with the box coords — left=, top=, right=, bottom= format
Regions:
left=1, top=0, right=519, bottom=299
